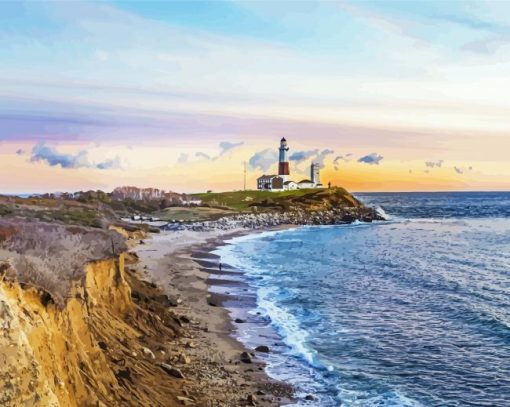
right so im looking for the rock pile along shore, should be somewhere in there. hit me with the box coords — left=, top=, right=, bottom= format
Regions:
left=168, top=206, right=384, bottom=232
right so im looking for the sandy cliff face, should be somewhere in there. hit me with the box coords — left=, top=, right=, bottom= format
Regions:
left=0, top=253, right=183, bottom=407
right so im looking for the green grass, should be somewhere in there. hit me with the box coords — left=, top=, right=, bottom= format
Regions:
left=0, top=205, right=13, bottom=216
left=192, top=187, right=356, bottom=212
left=31, top=208, right=103, bottom=228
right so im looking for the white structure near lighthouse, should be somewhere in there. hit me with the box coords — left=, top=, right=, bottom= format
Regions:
left=256, top=138, right=325, bottom=191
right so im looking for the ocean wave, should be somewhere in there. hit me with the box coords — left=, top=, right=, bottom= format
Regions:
left=257, top=285, right=319, bottom=367
left=211, top=207, right=510, bottom=406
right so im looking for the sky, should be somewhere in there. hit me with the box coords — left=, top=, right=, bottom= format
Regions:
left=1, top=0, right=509, bottom=194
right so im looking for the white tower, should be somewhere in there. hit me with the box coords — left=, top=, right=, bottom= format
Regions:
left=311, top=162, right=320, bottom=186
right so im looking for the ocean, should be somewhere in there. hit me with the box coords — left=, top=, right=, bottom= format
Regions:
left=213, top=192, right=510, bottom=406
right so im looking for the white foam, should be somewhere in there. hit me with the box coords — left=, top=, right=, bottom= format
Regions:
left=257, top=285, right=319, bottom=366
left=375, top=205, right=391, bottom=220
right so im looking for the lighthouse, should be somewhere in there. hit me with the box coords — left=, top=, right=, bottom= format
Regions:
left=278, top=137, right=290, bottom=181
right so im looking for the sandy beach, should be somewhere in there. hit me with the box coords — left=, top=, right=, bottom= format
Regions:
left=134, top=228, right=295, bottom=406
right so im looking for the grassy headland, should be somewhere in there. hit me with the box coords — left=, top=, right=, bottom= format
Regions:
left=192, top=187, right=360, bottom=213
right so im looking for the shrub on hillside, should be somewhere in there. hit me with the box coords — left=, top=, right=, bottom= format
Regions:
left=0, top=219, right=127, bottom=306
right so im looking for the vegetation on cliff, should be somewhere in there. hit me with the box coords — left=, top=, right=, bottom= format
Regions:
left=192, top=187, right=361, bottom=212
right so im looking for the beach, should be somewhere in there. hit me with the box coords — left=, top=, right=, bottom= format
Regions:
left=134, top=228, right=295, bottom=406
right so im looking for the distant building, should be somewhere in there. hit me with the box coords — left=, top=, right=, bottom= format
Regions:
left=283, top=180, right=298, bottom=190
left=256, top=138, right=325, bottom=191
left=297, top=179, right=315, bottom=189
left=180, top=196, right=202, bottom=206
left=257, top=175, right=284, bottom=191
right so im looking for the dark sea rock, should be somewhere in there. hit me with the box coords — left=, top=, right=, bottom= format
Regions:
left=240, top=351, right=253, bottom=363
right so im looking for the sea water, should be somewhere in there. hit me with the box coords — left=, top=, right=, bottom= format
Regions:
left=214, top=192, right=510, bottom=406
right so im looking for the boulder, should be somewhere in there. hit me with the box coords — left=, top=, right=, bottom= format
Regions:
left=141, top=347, right=156, bottom=359
left=240, top=352, right=252, bottom=364
left=179, top=353, right=191, bottom=365
left=158, top=363, right=185, bottom=379
left=176, top=396, right=194, bottom=405
left=255, top=345, right=269, bottom=353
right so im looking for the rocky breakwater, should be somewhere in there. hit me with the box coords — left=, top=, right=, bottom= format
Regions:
left=178, top=205, right=384, bottom=232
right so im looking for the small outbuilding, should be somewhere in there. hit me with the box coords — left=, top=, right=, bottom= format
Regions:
left=283, top=180, right=298, bottom=190
left=298, top=179, right=315, bottom=189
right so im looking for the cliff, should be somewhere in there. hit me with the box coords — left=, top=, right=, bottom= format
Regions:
left=0, top=222, right=184, bottom=406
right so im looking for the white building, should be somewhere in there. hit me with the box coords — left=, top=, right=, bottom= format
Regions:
left=257, top=175, right=284, bottom=191
left=283, top=180, right=298, bottom=190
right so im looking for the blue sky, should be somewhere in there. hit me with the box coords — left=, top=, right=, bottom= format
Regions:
left=1, top=0, right=509, bottom=192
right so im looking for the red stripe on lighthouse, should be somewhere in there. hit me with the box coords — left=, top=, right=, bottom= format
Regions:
left=279, top=162, right=290, bottom=176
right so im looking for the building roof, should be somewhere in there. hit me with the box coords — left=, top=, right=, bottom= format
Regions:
left=283, top=181, right=296, bottom=185
left=298, top=179, right=313, bottom=183
left=280, top=137, right=286, bottom=142
left=257, top=175, right=277, bottom=181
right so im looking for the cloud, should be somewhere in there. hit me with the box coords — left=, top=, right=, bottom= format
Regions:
left=289, top=149, right=319, bottom=163
left=425, top=159, right=443, bottom=168
left=219, top=141, right=244, bottom=155
left=315, top=149, right=335, bottom=168
left=454, top=166, right=474, bottom=175
left=195, top=141, right=244, bottom=161
left=177, top=153, right=188, bottom=164
left=96, top=156, right=121, bottom=170
left=289, top=148, right=334, bottom=169
left=333, top=153, right=353, bottom=170
left=334, top=153, right=353, bottom=163
left=195, top=152, right=211, bottom=160
left=461, top=36, right=510, bottom=55
left=16, top=148, right=25, bottom=155
left=358, top=152, right=384, bottom=165
left=30, top=142, right=121, bottom=170
left=248, top=148, right=278, bottom=172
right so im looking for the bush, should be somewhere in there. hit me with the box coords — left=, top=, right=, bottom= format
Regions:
left=0, top=219, right=127, bottom=306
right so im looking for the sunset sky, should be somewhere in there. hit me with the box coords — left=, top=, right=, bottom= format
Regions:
left=1, top=0, right=509, bottom=194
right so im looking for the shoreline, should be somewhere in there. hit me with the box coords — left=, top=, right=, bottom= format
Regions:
left=134, top=226, right=297, bottom=406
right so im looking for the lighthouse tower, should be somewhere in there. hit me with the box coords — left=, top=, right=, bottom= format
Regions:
left=278, top=137, right=290, bottom=182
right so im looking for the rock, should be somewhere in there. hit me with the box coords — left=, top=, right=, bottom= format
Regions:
left=305, top=394, right=315, bottom=401
left=185, top=341, right=197, bottom=349
left=176, top=396, right=194, bottom=405
left=158, top=363, right=185, bottom=379
left=240, top=352, right=252, bottom=364
left=207, top=301, right=218, bottom=307
left=179, top=315, right=191, bottom=324
left=141, top=347, right=156, bottom=359
left=97, top=341, right=108, bottom=350
left=256, top=390, right=265, bottom=395
left=234, top=318, right=246, bottom=323
left=165, top=295, right=180, bottom=307
left=255, top=345, right=269, bottom=353
left=116, top=368, right=131, bottom=380
left=247, top=394, right=257, bottom=405
left=179, top=353, right=191, bottom=364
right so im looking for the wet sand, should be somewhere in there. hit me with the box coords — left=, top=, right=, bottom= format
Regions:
left=134, top=228, right=295, bottom=406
